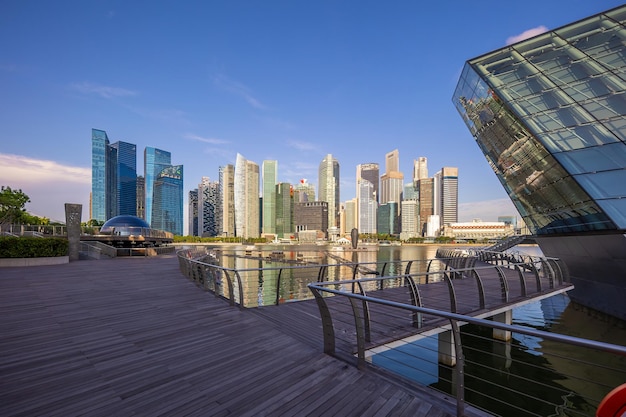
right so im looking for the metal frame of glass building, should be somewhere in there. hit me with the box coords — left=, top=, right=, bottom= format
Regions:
left=453, top=5, right=626, bottom=321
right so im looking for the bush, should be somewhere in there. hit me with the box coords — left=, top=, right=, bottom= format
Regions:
left=0, top=237, right=69, bottom=258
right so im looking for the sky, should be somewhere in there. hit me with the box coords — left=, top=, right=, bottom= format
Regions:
left=0, top=1, right=623, bottom=227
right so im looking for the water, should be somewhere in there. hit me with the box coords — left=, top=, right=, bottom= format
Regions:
left=196, top=243, right=626, bottom=416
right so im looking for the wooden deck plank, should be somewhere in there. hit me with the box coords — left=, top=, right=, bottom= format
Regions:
left=0, top=254, right=491, bottom=417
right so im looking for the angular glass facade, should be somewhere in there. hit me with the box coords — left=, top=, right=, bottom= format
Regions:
left=91, top=129, right=109, bottom=222
left=144, top=147, right=171, bottom=226
left=453, top=5, right=626, bottom=235
left=110, top=141, right=137, bottom=217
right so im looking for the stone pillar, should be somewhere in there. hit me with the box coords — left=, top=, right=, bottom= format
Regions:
left=438, top=330, right=456, bottom=366
left=65, top=203, right=82, bottom=262
left=493, top=310, right=512, bottom=341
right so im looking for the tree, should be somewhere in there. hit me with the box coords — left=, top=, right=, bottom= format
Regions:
left=0, top=186, right=31, bottom=225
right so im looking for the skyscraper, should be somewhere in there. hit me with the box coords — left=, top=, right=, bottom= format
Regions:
left=294, top=179, right=315, bottom=202
left=109, top=141, right=137, bottom=217
left=453, top=5, right=626, bottom=320
left=219, top=164, right=235, bottom=236
left=152, top=165, right=183, bottom=235
left=400, top=199, right=420, bottom=240
left=318, top=154, right=340, bottom=229
left=357, top=179, right=377, bottom=234
left=91, top=128, right=109, bottom=222
left=136, top=175, right=145, bottom=220
left=144, top=147, right=171, bottom=226
left=356, top=163, right=379, bottom=203
left=380, top=149, right=404, bottom=210
left=413, top=157, right=428, bottom=182
left=418, top=178, right=434, bottom=236
left=440, top=167, right=459, bottom=226
left=199, top=177, right=220, bottom=237
left=262, top=160, right=278, bottom=235
left=234, top=153, right=260, bottom=239
left=275, top=182, right=293, bottom=238
left=188, top=188, right=198, bottom=236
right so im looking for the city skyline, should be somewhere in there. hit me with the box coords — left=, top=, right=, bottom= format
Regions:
left=2, top=1, right=621, bottom=223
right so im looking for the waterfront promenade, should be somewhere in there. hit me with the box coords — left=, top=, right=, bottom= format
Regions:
left=0, top=254, right=489, bottom=417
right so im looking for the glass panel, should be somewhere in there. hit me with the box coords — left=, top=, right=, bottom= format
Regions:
left=558, top=17, right=605, bottom=43
left=596, top=48, right=626, bottom=70
left=575, top=170, right=626, bottom=198
left=529, top=48, right=571, bottom=72
left=597, top=199, right=626, bottom=229
left=549, top=61, right=597, bottom=85
left=580, top=92, right=626, bottom=120
left=505, top=76, right=548, bottom=100
left=602, top=117, right=626, bottom=141
left=553, top=143, right=626, bottom=174
left=561, top=78, right=613, bottom=101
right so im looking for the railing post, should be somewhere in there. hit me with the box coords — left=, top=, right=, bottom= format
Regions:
left=309, top=286, right=336, bottom=356
left=495, top=266, right=510, bottom=303
left=348, top=297, right=367, bottom=370
left=449, top=319, right=466, bottom=417
left=274, top=268, right=284, bottom=306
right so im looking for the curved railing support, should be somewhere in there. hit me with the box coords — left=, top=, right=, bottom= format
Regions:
left=309, top=286, right=336, bottom=356
left=495, top=266, right=510, bottom=303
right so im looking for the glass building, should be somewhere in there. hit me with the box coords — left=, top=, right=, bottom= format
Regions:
left=144, top=147, right=171, bottom=226
left=453, top=5, right=626, bottom=320
left=109, top=141, right=137, bottom=217
left=91, top=129, right=109, bottom=222
left=152, top=165, right=183, bottom=236
left=318, top=154, right=340, bottom=228
left=262, top=160, right=278, bottom=235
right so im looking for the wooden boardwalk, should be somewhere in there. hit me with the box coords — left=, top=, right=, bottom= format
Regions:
left=0, top=254, right=490, bottom=417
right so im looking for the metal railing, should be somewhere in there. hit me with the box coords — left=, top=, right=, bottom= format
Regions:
left=307, top=281, right=626, bottom=417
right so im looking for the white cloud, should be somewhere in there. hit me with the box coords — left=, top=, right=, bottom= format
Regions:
left=185, top=134, right=229, bottom=145
left=0, top=153, right=91, bottom=221
left=458, top=198, right=519, bottom=222
left=286, top=139, right=316, bottom=151
left=70, top=81, right=137, bottom=99
left=506, top=26, right=549, bottom=45
left=213, top=74, right=267, bottom=109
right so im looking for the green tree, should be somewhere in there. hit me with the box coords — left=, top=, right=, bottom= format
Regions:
left=0, top=186, right=31, bottom=225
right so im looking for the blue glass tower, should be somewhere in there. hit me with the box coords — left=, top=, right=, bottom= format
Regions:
left=91, top=129, right=109, bottom=222
left=109, top=141, right=137, bottom=217
left=152, top=165, right=183, bottom=235
left=144, top=147, right=171, bottom=225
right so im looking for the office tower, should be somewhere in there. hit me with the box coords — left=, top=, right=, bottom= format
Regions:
left=275, top=182, right=293, bottom=238
left=440, top=167, right=459, bottom=226
left=91, top=128, right=109, bottom=222
left=219, top=164, right=235, bottom=236
left=234, top=153, right=260, bottom=239
left=294, top=179, right=315, bottom=202
left=152, top=165, right=183, bottom=235
left=356, top=163, right=379, bottom=203
left=343, top=199, right=357, bottom=234
left=380, top=149, right=404, bottom=210
left=262, top=160, right=278, bottom=234
left=294, top=201, right=328, bottom=237
left=400, top=199, right=420, bottom=240
left=144, top=147, right=171, bottom=226
left=136, top=175, right=145, bottom=220
left=453, top=5, right=626, bottom=320
left=109, top=141, right=137, bottom=217
left=378, top=202, right=399, bottom=235
left=418, top=178, right=434, bottom=236
left=413, top=157, right=428, bottom=182
left=318, top=154, right=340, bottom=229
left=404, top=182, right=418, bottom=200
left=199, top=177, right=220, bottom=237
left=188, top=189, right=199, bottom=236
left=358, top=180, right=377, bottom=234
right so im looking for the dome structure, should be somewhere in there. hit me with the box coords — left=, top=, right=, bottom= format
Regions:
left=100, top=215, right=150, bottom=236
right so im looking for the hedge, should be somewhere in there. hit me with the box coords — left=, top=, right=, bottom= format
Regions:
left=0, top=237, right=69, bottom=258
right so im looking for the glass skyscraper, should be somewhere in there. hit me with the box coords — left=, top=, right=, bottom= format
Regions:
left=453, top=5, right=626, bottom=321
left=109, top=141, right=137, bottom=217
left=234, top=153, right=260, bottom=239
left=262, top=160, right=278, bottom=235
left=152, top=165, right=183, bottom=236
left=318, top=154, right=340, bottom=229
left=144, top=147, right=171, bottom=226
left=91, top=129, right=109, bottom=222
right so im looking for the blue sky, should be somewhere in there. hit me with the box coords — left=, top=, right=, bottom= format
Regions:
left=1, top=1, right=622, bottom=225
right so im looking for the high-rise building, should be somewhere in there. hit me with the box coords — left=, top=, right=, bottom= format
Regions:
left=357, top=179, right=377, bottom=234
left=440, top=167, right=459, bottom=226
left=109, top=141, right=137, bottom=217
left=380, top=149, right=404, bottom=211
left=418, top=178, right=434, bottom=236
left=136, top=175, right=145, bottom=220
left=91, top=128, right=109, bottom=222
left=318, top=154, right=340, bottom=229
left=453, top=5, right=626, bottom=320
left=343, top=199, right=357, bottom=235
left=144, top=147, right=171, bottom=226
left=378, top=202, right=399, bottom=235
left=219, top=164, right=235, bottom=236
left=400, top=199, right=420, bottom=240
left=188, top=189, right=199, bottom=236
left=404, top=182, right=418, bottom=201
left=234, top=153, right=260, bottom=239
left=294, top=201, right=328, bottom=237
left=413, top=157, right=428, bottom=182
left=275, top=182, right=293, bottom=238
left=294, top=179, right=316, bottom=202
left=152, top=165, right=183, bottom=235
left=356, top=163, right=379, bottom=203
left=262, top=160, right=278, bottom=234
left=199, top=177, right=220, bottom=237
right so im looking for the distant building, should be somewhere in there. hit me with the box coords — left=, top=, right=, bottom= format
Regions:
left=418, top=178, right=434, bottom=236
left=294, top=201, right=328, bottom=238
left=152, top=165, right=183, bottom=235
left=234, top=153, right=259, bottom=239
left=400, top=199, right=420, bottom=240
left=343, top=199, right=357, bottom=235
left=435, top=167, right=458, bottom=227
left=442, top=220, right=514, bottom=241
left=356, top=163, right=379, bottom=203
left=144, top=147, right=171, bottom=226
left=262, top=160, right=277, bottom=234
left=136, top=175, right=145, bottom=220
left=199, top=177, right=220, bottom=237
left=219, top=164, right=235, bottom=236
left=318, top=154, right=340, bottom=228
left=357, top=179, right=377, bottom=234
left=275, top=182, right=293, bottom=238
left=91, top=128, right=109, bottom=222
left=294, top=178, right=315, bottom=202
left=378, top=202, right=399, bottom=236
left=188, top=189, right=198, bottom=236
left=380, top=149, right=403, bottom=212
left=413, top=157, right=428, bottom=182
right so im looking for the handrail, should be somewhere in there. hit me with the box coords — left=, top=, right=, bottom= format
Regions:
left=307, top=282, right=626, bottom=417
